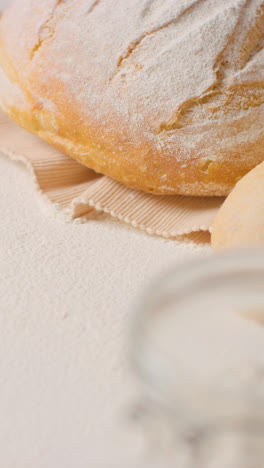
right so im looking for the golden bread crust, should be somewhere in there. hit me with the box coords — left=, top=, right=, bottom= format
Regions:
left=212, top=161, right=264, bottom=249
left=0, top=0, right=264, bottom=196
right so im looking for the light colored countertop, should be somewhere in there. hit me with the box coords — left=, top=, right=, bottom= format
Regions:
left=0, top=2, right=209, bottom=465
left=0, top=152, right=209, bottom=468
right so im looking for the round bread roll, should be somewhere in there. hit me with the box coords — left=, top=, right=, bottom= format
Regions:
left=0, top=0, right=264, bottom=196
left=212, top=161, right=264, bottom=249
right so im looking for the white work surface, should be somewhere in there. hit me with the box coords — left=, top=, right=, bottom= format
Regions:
left=0, top=152, right=210, bottom=468
left=0, top=3, right=210, bottom=465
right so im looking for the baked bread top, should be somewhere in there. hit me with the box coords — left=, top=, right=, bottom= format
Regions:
left=0, top=0, right=264, bottom=195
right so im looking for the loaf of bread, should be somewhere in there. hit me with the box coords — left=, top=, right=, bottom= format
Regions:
left=212, top=161, right=264, bottom=249
left=0, top=0, right=264, bottom=195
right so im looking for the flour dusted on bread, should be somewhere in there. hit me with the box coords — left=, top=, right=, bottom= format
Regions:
left=0, top=0, right=264, bottom=195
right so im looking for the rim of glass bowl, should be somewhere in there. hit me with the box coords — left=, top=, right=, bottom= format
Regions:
left=130, top=249, right=264, bottom=430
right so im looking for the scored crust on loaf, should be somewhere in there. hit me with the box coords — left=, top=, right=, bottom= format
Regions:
left=0, top=0, right=264, bottom=196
